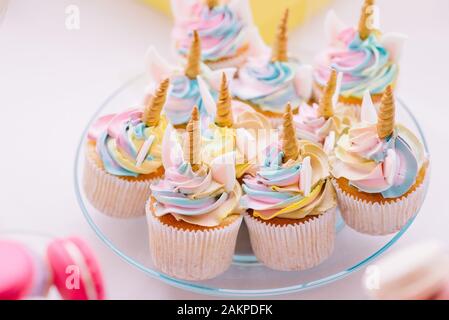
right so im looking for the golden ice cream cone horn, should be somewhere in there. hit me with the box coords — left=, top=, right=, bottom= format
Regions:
left=215, top=73, right=234, bottom=128
left=185, top=30, right=201, bottom=80
left=142, top=78, right=170, bottom=127
left=282, top=103, right=299, bottom=162
left=377, top=86, right=395, bottom=139
left=205, top=0, right=219, bottom=9
left=271, top=8, right=289, bottom=63
left=318, top=69, right=337, bottom=119
left=358, top=0, right=375, bottom=40
left=184, top=106, right=201, bottom=171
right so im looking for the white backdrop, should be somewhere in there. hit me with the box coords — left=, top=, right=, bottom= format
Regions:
left=1, top=0, right=448, bottom=299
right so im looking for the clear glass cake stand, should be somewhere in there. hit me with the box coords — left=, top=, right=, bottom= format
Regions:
left=74, top=74, right=430, bottom=297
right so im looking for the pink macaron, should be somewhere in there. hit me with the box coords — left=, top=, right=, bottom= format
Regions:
left=0, top=240, right=51, bottom=300
left=364, top=241, right=449, bottom=300
left=47, top=237, right=105, bottom=300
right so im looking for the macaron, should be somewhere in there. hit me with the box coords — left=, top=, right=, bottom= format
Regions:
left=47, top=237, right=105, bottom=300
left=364, top=241, right=449, bottom=300
left=0, top=240, right=51, bottom=300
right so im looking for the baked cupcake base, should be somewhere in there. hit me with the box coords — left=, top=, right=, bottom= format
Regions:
left=146, top=200, right=243, bottom=281
left=204, top=44, right=250, bottom=70
left=244, top=209, right=336, bottom=271
left=332, top=164, right=429, bottom=236
left=83, top=143, right=163, bottom=218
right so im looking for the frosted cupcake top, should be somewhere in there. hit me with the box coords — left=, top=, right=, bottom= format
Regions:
left=232, top=9, right=312, bottom=114
left=172, top=0, right=252, bottom=63
left=200, top=73, right=272, bottom=177
left=87, top=80, right=169, bottom=177
left=330, top=87, right=427, bottom=198
left=146, top=33, right=236, bottom=127
left=314, top=3, right=406, bottom=100
left=150, top=108, right=241, bottom=227
left=294, top=70, right=357, bottom=148
left=241, top=106, right=336, bottom=220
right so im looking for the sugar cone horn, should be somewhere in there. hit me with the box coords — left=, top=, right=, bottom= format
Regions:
left=271, top=8, right=289, bottom=62
left=142, top=78, right=170, bottom=127
left=185, top=30, right=201, bottom=79
left=184, top=106, right=201, bottom=171
left=358, top=0, right=375, bottom=40
left=215, top=73, right=234, bottom=128
left=282, top=103, right=299, bottom=162
left=206, top=0, right=218, bottom=9
left=318, top=69, right=337, bottom=119
left=377, top=86, right=395, bottom=139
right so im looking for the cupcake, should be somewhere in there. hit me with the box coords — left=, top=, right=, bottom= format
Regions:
left=201, top=72, right=272, bottom=178
left=146, top=30, right=235, bottom=129
left=294, top=69, right=357, bottom=153
left=146, top=107, right=243, bottom=281
left=231, top=9, right=313, bottom=127
left=313, top=0, right=407, bottom=106
left=241, top=104, right=337, bottom=271
left=330, top=86, right=429, bottom=235
left=171, top=0, right=254, bottom=69
left=83, top=79, right=169, bottom=218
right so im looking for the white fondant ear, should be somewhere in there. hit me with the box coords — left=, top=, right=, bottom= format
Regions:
left=323, top=131, right=336, bottom=155
left=295, top=64, right=313, bottom=101
left=229, top=0, right=253, bottom=25
left=146, top=46, right=174, bottom=83
left=197, top=75, right=216, bottom=117
left=380, top=32, right=408, bottom=62
left=332, top=72, right=344, bottom=107
left=384, top=149, right=398, bottom=185
left=170, top=0, right=192, bottom=21
left=162, top=124, right=183, bottom=169
left=206, top=68, right=237, bottom=91
left=210, top=152, right=236, bottom=192
left=300, top=156, right=312, bottom=196
left=361, top=90, right=378, bottom=124
left=246, top=26, right=271, bottom=60
left=324, top=10, right=347, bottom=44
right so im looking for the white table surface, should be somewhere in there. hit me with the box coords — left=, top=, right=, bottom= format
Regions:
left=1, top=0, right=448, bottom=300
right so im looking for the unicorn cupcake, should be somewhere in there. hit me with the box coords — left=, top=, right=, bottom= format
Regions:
left=242, top=104, right=337, bottom=271
left=314, top=0, right=407, bottom=105
left=171, top=0, right=254, bottom=69
left=146, top=107, right=243, bottom=280
left=330, top=87, right=429, bottom=235
left=231, top=9, right=313, bottom=126
left=146, top=30, right=236, bottom=129
left=84, top=79, right=169, bottom=218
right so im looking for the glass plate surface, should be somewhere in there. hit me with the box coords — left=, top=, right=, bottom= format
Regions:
left=74, top=74, right=430, bottom=297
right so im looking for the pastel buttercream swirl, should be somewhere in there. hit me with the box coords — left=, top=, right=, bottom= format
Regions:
left=87, top=109, right=166, bottom=177
left=315, top=28, right=398, bottom=99
left=150, top=162, right=242, bottom=227
left=232, top=61, right=305, bottom=114
left=330, top=123, right=426, bottom=198
left=174, top=3, right=248, bottom=62
left=241, top=142, right=336, bottom=220
left=164, top=74, right=216, bottom=126
left=293, top=103, right=356, bottom=145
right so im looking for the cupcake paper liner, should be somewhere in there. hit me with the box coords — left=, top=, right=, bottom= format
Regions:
left=146, top=212, right=243, bottom=281
left=332, top=176, right=428, bottom=236
left=244, top=209, right=336, bottom=271
left=83, top=155, right=159, bottom=218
